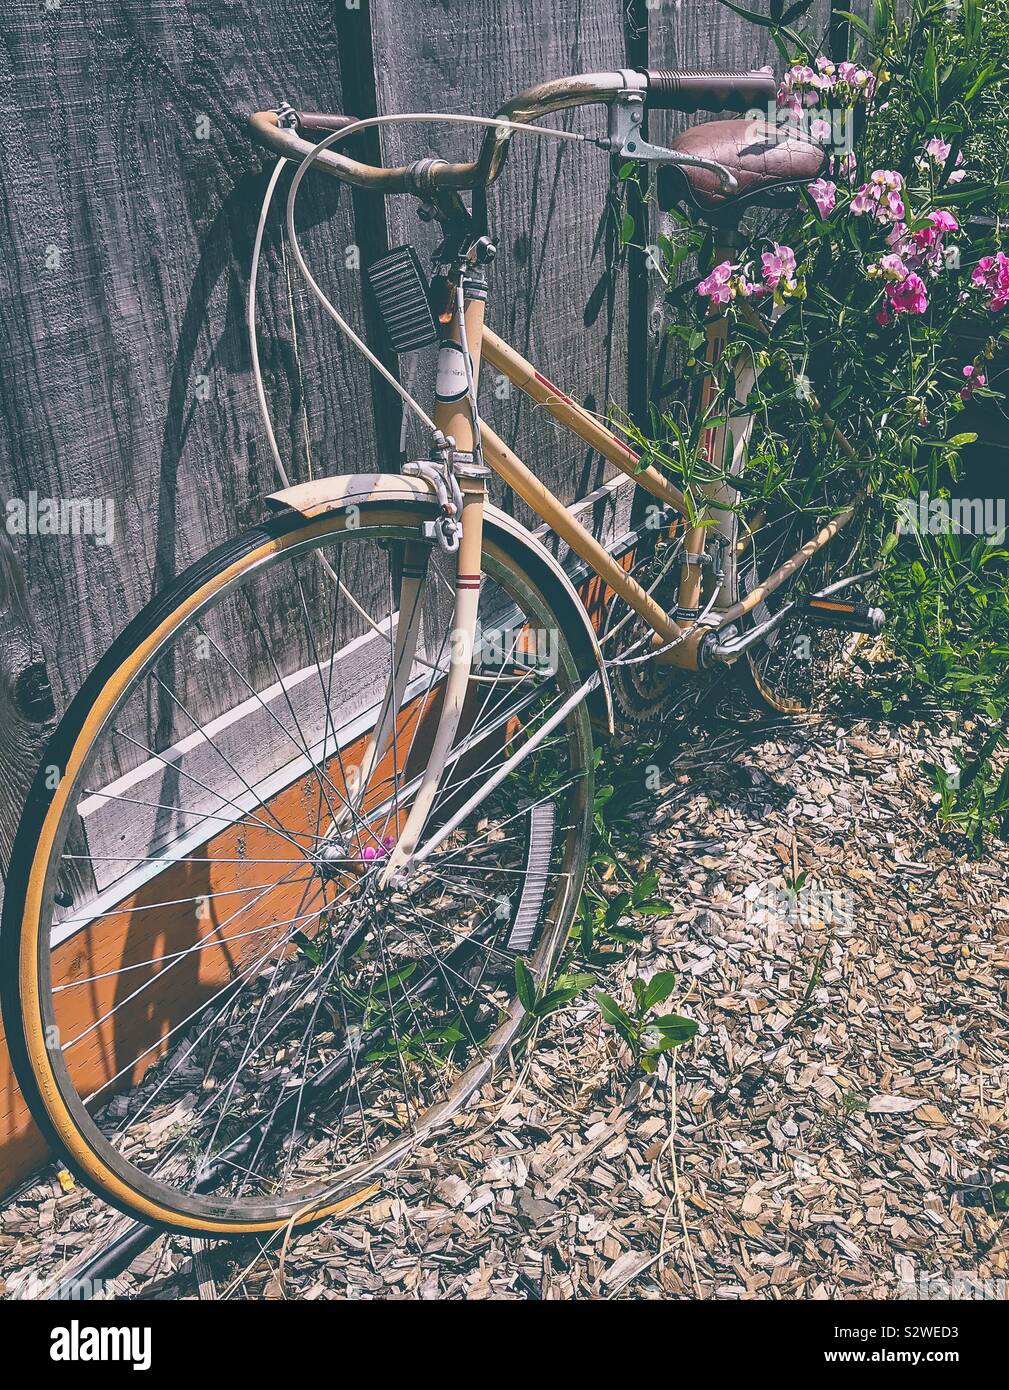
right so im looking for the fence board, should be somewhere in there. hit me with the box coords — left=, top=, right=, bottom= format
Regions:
left=0, top=0, right=383, bottom=879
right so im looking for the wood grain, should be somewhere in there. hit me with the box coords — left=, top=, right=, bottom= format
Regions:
left=0, top=0, right=382, bottom=885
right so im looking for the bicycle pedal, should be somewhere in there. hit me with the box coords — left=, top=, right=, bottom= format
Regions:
left=365, top=245, right=439, bottom=353
left=801, top=596, right=885, bottom=635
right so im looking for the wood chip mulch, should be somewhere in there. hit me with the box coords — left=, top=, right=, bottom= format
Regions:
left=3, top=698, right=1008, bottom=1300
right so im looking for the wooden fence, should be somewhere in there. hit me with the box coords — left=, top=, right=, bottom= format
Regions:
left=0, top=0, right=841, bottom=1194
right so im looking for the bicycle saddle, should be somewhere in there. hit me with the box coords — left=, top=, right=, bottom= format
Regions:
left=657, top=117, right=827, bottom=220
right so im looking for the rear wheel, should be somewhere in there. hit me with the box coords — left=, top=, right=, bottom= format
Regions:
left=1, top=503, right=593, bottom=1235
left=734, top=494, right=873, bottom=714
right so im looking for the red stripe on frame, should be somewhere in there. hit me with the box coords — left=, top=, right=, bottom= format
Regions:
left=533, top=371, right=638, bottom=462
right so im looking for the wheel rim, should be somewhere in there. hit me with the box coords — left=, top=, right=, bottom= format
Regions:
left=20, top=512, right=592, bottom=1228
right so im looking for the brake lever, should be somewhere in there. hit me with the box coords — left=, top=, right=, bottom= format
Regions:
left=604, top=87, right=738, bottom=194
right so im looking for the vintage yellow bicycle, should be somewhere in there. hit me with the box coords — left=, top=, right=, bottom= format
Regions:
left=1, top=68, right=881, bottom=1235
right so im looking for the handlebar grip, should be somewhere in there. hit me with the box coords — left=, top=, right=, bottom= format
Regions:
left=642, top=68, right=777, bottom=114
left=295, top=112, right=362, bottom=134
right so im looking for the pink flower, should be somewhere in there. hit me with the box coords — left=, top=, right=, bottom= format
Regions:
left=696, top=260, right=733, bottom=306
left=696, top=261, right=764, bottom=307
left=913, top=209, right=959, bottom=250
left=808, top=177, right=836, bottom=218
left=777, top=61, right=840, bottom=111
left=735, top=267, right=765, bottom=298
left=890, top=211, right=960, bottom=279
left=834, top=61, right=875, bottom=102
left=961, top=365, right=987, bottom=400
left=361, top=836, right=396, bottom=862
left=885, top=272, right=928, bottom=315
left=870, top=169, right=903, bottom=191
left=971, top=252, right=1009, bottom=311
left=878, top=252, right=909, bottom=280
left=922, top=139, right=967, bottom=183
left=875, top=306, right=890, bottom=327
left=851, top=172, right=906, bottom=225
left=761, top=242, right=797, bottom=290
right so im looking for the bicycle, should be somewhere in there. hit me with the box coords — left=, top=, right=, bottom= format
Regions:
left=1, top=67, right=884, bottom=1237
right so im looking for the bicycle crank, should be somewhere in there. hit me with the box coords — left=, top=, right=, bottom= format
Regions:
left=699, top=572, right=885, bottom=667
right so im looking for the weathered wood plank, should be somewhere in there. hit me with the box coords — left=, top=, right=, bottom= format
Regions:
left=0, top=0, right=384, bottom=847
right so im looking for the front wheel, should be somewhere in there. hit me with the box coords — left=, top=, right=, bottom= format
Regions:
left=1, top=501, right=593, bottom=1235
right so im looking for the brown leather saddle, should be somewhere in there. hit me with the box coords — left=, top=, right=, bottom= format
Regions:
left=656, top=117, right=826, bottom=223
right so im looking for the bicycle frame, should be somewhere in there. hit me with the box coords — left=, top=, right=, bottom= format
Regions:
left=376, top=243, right=862, bottom=883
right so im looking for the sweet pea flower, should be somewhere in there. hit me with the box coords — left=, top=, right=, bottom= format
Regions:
left=913, top=209, right=959, bottom=249
left=885, top=272, right=928, bottom=315
left=827, top=60, right=875, bottom=104
left=808, top=177, right=837, bottom=218
left=971, top=252, right=1009, bottom=311
left=696, top=260, right=764, bottom=307
left=696, top=261, right=733, bottom=306
left=361, top=836, right=396, bottom=862
left=961, top=364, right=988, bottom=401
left=761, top=242, right=798, bottom=291
left=920, top=138, right=968, bottom=183
left=876, top=252, right=909, bottom=281
left=889, top=211, right=959, bottom=278
left=776, top=61, right=838, bottom=114
left=851, top=171, right=905, bottom=224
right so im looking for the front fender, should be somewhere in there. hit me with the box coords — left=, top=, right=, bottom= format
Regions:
left=265, top=473, right=613, bottom=733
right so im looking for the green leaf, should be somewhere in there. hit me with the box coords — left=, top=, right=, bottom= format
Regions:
left=514, top=958, right=537, bottom=1013
left=640, top=970, right=678, bottom=1012
left=831, top=8, right=873, bottom=39
left=373, top=960, right=419, bottom=996
left=652, top=1013, right=699, bottom=1045
left=292, top=931, right=323, bottom=966
left=632, top=869, right=661, bottom=903
left=596, top=991, right=635, bottom=1047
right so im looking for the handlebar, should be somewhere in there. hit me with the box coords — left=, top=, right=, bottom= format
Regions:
left=248, top=67, right=776, bottom=195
